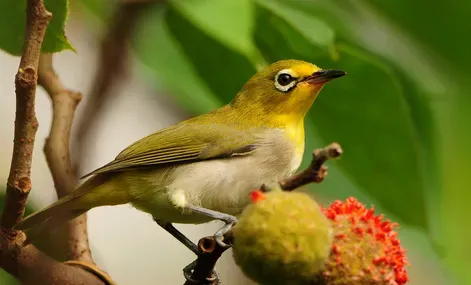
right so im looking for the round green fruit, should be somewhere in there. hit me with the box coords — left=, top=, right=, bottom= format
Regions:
left=232, top=190, right=332, bottom=285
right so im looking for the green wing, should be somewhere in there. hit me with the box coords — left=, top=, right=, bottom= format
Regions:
left=81, top=123, right=260, bottom=178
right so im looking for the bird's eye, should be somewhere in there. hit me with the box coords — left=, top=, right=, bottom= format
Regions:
left=274, top=70, right=297, bottom=92
left=277, top=73, right=294, bottom=86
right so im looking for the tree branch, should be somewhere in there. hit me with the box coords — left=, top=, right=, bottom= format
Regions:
left=0, top=0, right=51, bottom=237
left=185, top=142, right=343, bottom=285
left=0, top=1, right=113, bottom=284
left=38, top=53, right=93, bottom=263
left=1, top=242, right=112, bottom=285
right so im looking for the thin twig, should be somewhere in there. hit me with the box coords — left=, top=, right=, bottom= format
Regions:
left=279, top=142, right=343, bottom=191
left=185, top=143, right=344, bottom=284
left=38, top=53, right=93, bottom=263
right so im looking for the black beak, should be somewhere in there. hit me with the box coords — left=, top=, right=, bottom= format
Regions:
left=302, top=69, right=347, bottom=84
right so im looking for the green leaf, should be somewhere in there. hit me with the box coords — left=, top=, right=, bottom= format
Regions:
left=312, top=44, right=427, bottom=228
left=132, top=5, right=223, bottom=114
left=164, top=4, right=257, bottom=105
left=440, top=91, right=471, bottom=285
left=0, top=0, right=74, bottom=55
left=254, top=3, right=330, bottom=63
left=392, top=69, right=443, bottom=243
left=0, top=269, right=17, bottom=285
left=363, top=0, right=471, bottom=77
left=255, top=0, right=336, bottom=57
left=171, top=0, right=258, bottom=61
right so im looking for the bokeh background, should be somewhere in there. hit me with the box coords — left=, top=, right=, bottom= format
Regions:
left=1, top=0, right=469, bottom=284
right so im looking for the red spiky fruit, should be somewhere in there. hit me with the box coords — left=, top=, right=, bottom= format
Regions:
left=320, top=197, right=409, bottom=285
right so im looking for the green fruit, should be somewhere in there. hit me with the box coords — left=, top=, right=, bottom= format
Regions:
left=233, top=190, right=332, bottom=285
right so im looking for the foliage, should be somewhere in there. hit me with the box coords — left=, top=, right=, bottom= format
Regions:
left=0, top=0, right=74, bottom=55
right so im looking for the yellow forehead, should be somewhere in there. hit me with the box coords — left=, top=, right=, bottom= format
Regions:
left=288, top=62, right=321, bottom=78
left=244, top=60, right=323, bottom=87
left=264, top=60, right=321, bottom=79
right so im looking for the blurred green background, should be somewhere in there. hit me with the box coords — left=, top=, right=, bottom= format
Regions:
left=1, top=0, right=469, bottom=284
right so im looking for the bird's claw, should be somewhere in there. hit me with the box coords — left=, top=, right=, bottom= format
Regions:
left=183, top=260, right=220, bottom=284
left=220, top=215, right=237, bottom=225
left=214, top=221, right=236, bottom=249
left=215, top=235, right=231, bottom=249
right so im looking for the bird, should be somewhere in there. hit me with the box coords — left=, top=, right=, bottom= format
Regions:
left=15, top=59, right=345, bottom=280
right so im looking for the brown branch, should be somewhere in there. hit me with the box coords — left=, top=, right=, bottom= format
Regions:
left=38, top=53, right=93, bottom=263
left=279, top=142, right=343, bottom=191
left=0, top=1, right=112, bottom=284
left=1, top=242, right=111, bottom=285
left=185, top=143, right=343, bottom=285
left=0, top=0, right=51, bottom=236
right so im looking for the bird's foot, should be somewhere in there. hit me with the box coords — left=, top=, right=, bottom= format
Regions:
left=183, top=260, right=220, bottom=284
left=214, top=220, right=236, bottom=248
left=184, top=204, right=237, bottom=248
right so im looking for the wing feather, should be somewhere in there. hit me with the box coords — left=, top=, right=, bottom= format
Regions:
left=81, top=123, right=259, bottom=179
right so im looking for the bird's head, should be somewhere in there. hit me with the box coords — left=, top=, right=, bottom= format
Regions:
left=231, top=60, right=346, bottom=125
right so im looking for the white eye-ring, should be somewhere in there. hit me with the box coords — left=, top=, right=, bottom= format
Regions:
left=274, top=69, right=298, bottom=92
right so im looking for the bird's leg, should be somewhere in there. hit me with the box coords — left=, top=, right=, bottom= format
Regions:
left=183, top=204, right=237, bottom=248
left=154, top=220, right=199, bottom=254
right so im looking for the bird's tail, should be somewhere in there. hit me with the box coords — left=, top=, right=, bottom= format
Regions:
left=14, top=173, right=118, bottom=233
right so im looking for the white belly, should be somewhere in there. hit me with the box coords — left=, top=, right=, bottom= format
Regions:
left=127, top=130, right=303, bottom=224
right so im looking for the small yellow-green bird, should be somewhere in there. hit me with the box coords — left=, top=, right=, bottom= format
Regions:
left=15, top=60, right=345, bottom=278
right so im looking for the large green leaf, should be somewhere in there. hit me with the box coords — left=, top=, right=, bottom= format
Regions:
left=363, top=0, right=471, bottom=77
left=255, top=0, right=336, bottom=58
left=392, top=70, right=442, bottom=241
left=312, top=45, right=427, bottom=228
left=164, top=4, right=257, bottom=104
left=0, top=0, right=74, bottom=55
left=171, top=0, right=258, bottom=63
left=254, top=4, right=318, bottom=64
